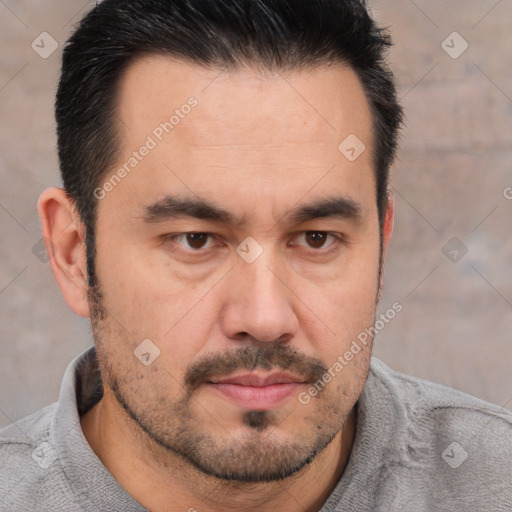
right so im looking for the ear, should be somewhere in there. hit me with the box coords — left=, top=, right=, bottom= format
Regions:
left=37, top=187, right=91, bottom=318
left=377, top=189, right=394, bottom=300
left=382, top=189, right=394, bottom=256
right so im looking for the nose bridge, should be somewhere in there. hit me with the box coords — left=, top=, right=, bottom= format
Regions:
left=222, top=246, right=298, bottom=342
left=243, top=256, right=283, bottom=304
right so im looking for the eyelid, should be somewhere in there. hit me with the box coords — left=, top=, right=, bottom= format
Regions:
left=163, top=232, right=219, bottom=251
left=290, top=232, right=344, bottom=251
left=162, top=230, right=345, bottom=254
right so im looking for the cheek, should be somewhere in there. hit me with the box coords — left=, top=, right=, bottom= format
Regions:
left=94, top=247, right=221, bottom=366
left=302, top=247, right=380, bottom=352
left=292, top=254, right=379, bottom=409
left=307, top=289, right=376, bottom=391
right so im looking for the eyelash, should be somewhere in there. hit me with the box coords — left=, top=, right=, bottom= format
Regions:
left=163, top=232, right=345, bottom=255
left=167, top=233, right=220, bottom=251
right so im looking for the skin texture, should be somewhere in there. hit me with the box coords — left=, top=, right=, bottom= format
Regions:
left=38, top=57, right=394, bottom=512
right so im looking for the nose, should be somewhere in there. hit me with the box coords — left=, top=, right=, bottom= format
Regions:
left=221, top=255, right=298, bottom=344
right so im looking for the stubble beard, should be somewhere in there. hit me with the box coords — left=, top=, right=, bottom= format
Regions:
left=87, top=281, right=371, bottom=483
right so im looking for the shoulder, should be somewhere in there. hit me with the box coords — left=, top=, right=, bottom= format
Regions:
left=0, top=404, right=80, bottom=512
left=365, top=358, right=512, bottom=508
left=369, top=357, right=512, bottom=434
left=0, top=403, right=56, bottom=469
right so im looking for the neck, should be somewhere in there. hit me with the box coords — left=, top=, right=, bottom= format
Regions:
left=81, top=389, right=356, bottom=512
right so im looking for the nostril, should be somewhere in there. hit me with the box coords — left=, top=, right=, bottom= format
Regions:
left=233, top=332, right=292, bottom=344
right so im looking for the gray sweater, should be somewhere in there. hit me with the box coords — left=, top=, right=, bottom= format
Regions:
left=1, top=347, right=511, bottom=511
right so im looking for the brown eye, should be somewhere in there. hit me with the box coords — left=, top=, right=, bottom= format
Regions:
left=304, top=232, right=329, bottom=249
left=185, top=233, right=210, bottom=249
left=168, top=233, right=215, bottom=251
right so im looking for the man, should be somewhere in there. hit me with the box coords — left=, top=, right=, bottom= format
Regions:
left=1, top=0, right=511, bottom=510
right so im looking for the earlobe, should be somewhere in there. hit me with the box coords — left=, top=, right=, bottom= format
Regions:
left=37, top=187, right=91, bottom=318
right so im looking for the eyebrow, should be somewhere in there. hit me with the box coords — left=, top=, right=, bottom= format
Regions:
left=287, top=196, right=362, bottom=225
left=142, top=195, right=362, bottom=227
left=143, top=196, right=243, bottom=225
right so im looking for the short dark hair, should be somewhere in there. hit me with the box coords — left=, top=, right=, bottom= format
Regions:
left=56, top=0, right=403, bottom=286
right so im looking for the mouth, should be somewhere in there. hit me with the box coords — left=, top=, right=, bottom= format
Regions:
left=205, top=372, right=307, bottom=410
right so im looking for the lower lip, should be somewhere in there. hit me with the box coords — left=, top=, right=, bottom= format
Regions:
left=206, top=382, right=303, bottom=410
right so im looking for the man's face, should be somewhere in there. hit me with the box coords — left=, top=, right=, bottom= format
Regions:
left=90, top=56, right=383, bottom=481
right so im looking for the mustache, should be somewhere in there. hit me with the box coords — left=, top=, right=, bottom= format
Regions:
left=184, top=344, right=328, bottom=393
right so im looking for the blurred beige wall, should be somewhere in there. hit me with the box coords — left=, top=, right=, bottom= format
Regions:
left=1, top=0, right=511, bottom=427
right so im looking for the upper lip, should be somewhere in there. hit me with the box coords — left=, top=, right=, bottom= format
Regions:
left=208, top=372, right=306, bottom=387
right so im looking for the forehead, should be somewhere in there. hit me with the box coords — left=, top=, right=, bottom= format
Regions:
left=105, top=56, right=375, bottom=223
left=116, top=55, right=372, bottom=144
